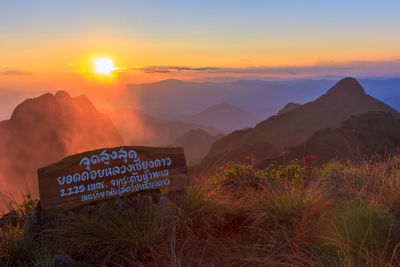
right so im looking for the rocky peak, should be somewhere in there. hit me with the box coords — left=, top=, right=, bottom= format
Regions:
left=277, top=102, right=301, bottom=115
left=54, top=90, right=72, bottom=103
left=324, top=77, right=366, bottom=98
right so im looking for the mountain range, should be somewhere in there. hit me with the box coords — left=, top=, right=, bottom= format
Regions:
left=1, top=76, right=400, bottom=211
left=120, top=79, right=337, bottom=119
left=177, top=102, right=258, bottom=133
left=202, top=77, right=400, bottom=167
left=118, top=78, right=400, bottom=122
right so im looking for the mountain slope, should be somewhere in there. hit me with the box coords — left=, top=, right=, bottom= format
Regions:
left=178, top=102, right=257, bottom=133
left=205, top=77, right=400, bottom=161
left=258, top=111, right=400, bottom=168
left=383, top=96, right=400, bottom=111
left=277, top=102, right=301, bottom=115
left=173, top=129, right=224, bottom=165
left=0, top=91, right=122, bottom=208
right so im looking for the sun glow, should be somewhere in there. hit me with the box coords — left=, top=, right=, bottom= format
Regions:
left=94, top=58, right=115, bottom=75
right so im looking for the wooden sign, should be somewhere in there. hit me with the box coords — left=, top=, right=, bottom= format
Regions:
left=38, top=146, right=189, bottom=210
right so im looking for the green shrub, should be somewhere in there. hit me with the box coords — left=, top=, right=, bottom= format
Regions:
left=319, top=200, right=400, bottom=266
left=211, top=162, right=264, bottom=189
left=262, top=159, right=306, bottom=186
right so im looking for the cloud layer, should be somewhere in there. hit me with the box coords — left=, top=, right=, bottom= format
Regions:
left=0, top=69, right=32, bottom=76
left=131, top=59, right=400, bottom=77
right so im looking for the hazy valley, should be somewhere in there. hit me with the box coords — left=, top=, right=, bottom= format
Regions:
left=1, top=76, right=400, bottom=266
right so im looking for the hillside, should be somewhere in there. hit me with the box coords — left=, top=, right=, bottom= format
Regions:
left=2, top=155, right=400, bottom=266
left=383, top=96, right=400, bottom=111
left=258, top=111, right=400, bottom=168
left=205, top=77, right=400, bottom=164
left=0, top=91, right=122, bottom=208
left=178, top=102, right=257, bottom=133
left=105, top=108, right=220, bottom=146
left=173, top=129, right=224, bottom=165
left=277, top=102, right=301, bottom=115
left=199, top=141, right=278, bottom=173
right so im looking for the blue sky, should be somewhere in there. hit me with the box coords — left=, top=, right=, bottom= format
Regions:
left=0, top=0, right=399, bottom=86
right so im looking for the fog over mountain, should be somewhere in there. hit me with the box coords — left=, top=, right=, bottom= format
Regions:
left=0, top=91, right=122, bottom=211
left=0, top=76, right=399, bottom=211
left=121, top=79, right=337, bottom=119
left=172, top=129, right=224, bottom=165
left=178, top=102, right=258, bottom=134
left=122, top=77, right=399, bottom=122
left=105, top=108, right=220, bottom=147
left=0, top=89, right=50, bottom=120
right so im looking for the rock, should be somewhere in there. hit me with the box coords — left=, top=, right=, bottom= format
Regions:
left=52, top=254, right=77, bottom=267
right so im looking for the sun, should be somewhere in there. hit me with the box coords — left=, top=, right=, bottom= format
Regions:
left=94, top=58, right=115, bottom=75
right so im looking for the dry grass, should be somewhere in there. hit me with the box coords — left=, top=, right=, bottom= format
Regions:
left=1, top=157, right=400, bottom=266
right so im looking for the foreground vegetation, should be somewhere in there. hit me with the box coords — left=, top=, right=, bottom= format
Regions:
left=1, top=156, right=400, bottom=266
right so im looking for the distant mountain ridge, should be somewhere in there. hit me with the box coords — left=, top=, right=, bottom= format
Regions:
left=105, top=108, right=220, bottom=147
left=203, top=77, right=400, bottom=165
left=277, top=102, right=301, bottom=115
left=178, top=102, right=257, bottom=133
left=121, top=77, right=400, bottom=121
left=173, top=129, right=224, bottom=165
left=122, top=78, right=336, bottom=119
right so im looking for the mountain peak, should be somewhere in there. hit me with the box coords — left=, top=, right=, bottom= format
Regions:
left=212, top=102, right=236, bottom=109
left=277, top=102, right=301, bottom=115
left=55, top=91, right=72, bottom=102
left=325, top=77, right=366, bottom=97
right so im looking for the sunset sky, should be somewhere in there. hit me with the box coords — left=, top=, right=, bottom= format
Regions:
left=1, top=0, right=400, bottom=92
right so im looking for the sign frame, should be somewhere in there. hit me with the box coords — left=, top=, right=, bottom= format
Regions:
left=38, top=146, right=189, bottom=210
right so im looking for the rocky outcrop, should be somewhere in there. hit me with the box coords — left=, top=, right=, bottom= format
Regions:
left=0, top=91, right=122, bottom=213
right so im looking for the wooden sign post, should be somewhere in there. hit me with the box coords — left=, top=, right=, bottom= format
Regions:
left=38, top=146, right=189, bottom=210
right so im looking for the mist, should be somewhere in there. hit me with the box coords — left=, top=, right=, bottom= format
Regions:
left=0, top=91, right=123, bottom=214
left=1, top=77, right=400, bottom=214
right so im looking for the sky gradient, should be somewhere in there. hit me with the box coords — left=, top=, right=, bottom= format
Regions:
left=1, top=0, right=400, bottom=91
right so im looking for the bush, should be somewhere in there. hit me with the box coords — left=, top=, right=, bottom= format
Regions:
left=1, top=158, right=400, bottom=266
left=57, top=198, right=164, bottom=265
left=318, top=200, right=400, bottom=266
left=262, top=159, right=307, bottom=185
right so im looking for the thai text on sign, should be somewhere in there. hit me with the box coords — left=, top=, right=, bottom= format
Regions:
left=38, top=146, right=188, bottom=210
